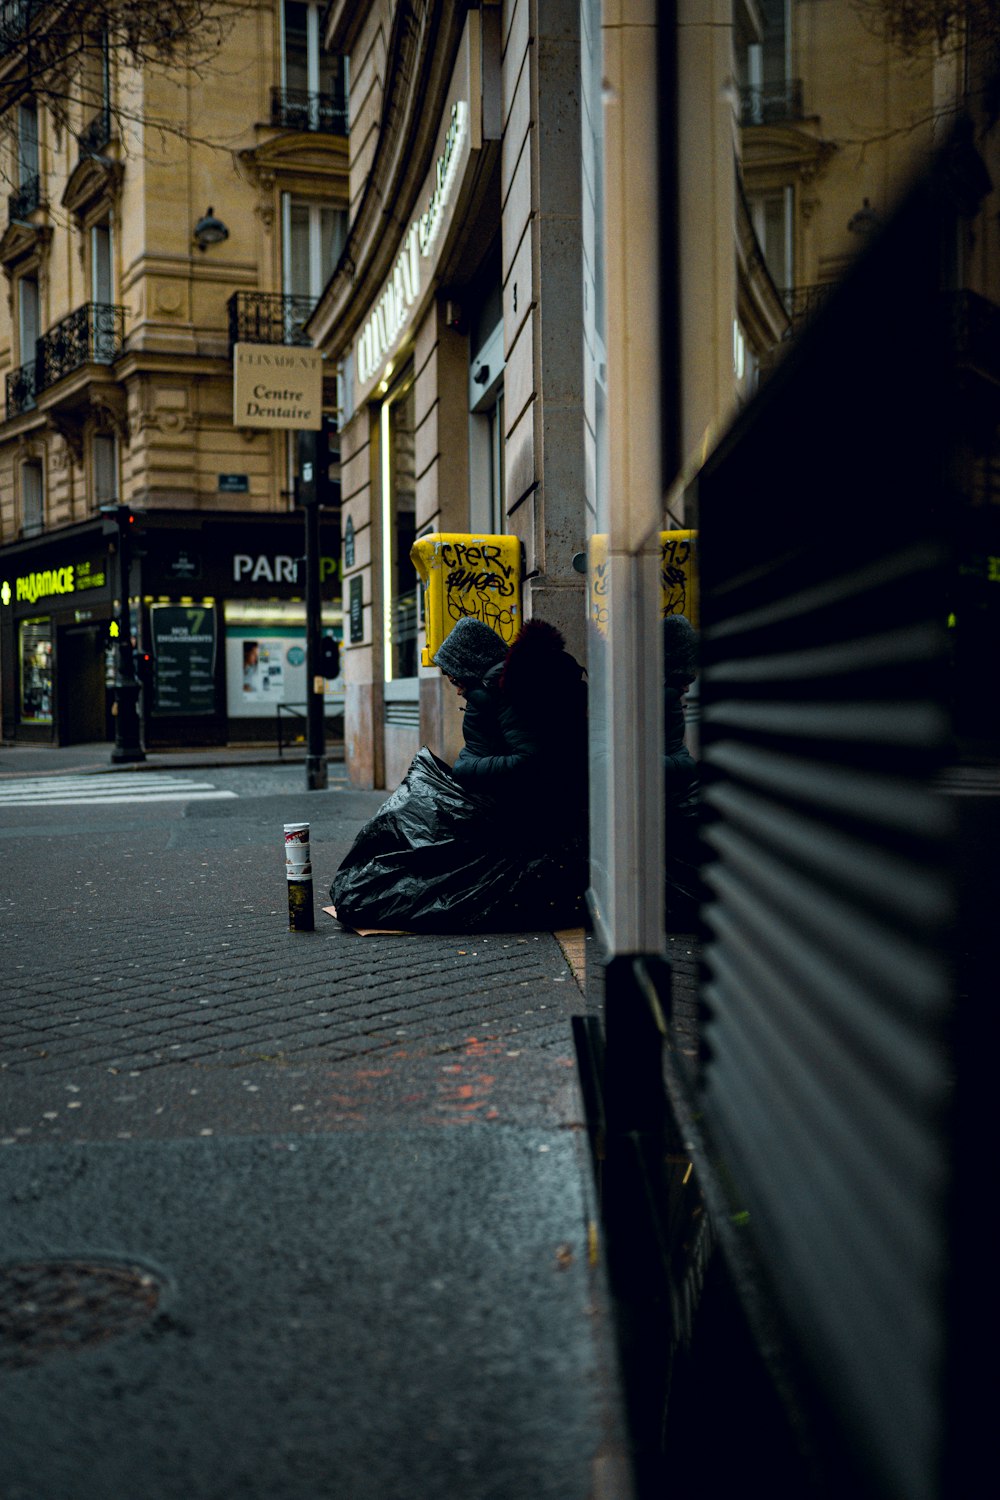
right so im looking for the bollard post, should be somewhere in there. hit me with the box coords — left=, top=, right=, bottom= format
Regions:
left=284, top=822, right=315, bottom=931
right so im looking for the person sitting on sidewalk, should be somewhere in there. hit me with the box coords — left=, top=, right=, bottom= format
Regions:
left=437, top=616, right=588, bottom=827
left=329, top=617, right=588, bottom=932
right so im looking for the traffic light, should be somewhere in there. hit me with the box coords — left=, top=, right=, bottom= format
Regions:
left=295, top=419, right=340, bottom=508
left=320, top=635, right=340, bottom=680
left=99, top=503, right=136, bottom=538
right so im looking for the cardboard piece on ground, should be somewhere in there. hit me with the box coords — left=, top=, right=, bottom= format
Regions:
left=322, top=905, right=413, bottom=937
left=553, top=927, right=586, bottom=991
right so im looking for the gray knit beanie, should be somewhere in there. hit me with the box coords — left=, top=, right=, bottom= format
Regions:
left=433, top=617, right=508, bottom=681
left=662, top=613, right=698, bottom=683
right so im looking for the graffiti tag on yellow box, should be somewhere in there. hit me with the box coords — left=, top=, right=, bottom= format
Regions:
left=411, top=533, right=523, bottom=666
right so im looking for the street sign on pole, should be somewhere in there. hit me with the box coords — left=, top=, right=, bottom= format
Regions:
left=296, top=430, right=327, bottom=791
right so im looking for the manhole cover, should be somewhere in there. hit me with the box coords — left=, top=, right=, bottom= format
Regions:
left=0, top=1258, right=166, bottom=1368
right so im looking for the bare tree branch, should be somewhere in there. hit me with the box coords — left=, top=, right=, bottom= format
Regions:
left=0, top=1, right=257, bottom=126
left=850, top=1, right=999, bottom=54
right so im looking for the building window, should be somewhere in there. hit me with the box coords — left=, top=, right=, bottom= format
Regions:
left=19, top=618, right=54, bottom=724
left=77, top=28, right=113, bottom=153
left=283, top=196, right=345, bottom=301
left=17, top=273, right=39, bottom=368
left=93, top=432, right=118, bottom=505
left=749, top=187, right=794, bottom=298
left=281, top=1, right=347, bottom=116
left=17, top=99, right=39, bottom=189
left=91, top=220, right=113, bottom=303
left=380, top=373, right=418, bottom=682
left=21, top=459, right=44, bottom=537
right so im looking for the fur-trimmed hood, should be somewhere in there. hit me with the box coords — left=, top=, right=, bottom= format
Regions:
left=498, top=620, right=586, bottom=723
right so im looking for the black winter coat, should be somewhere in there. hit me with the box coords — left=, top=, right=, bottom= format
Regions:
left=451, top=621, right=588, bottom=825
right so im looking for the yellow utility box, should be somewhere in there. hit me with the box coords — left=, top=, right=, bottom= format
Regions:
left=659, top=530, right=698, bottom=626
left=410, top=533, right=523, bottom=667
left=587, top=529, right=698, bottom=633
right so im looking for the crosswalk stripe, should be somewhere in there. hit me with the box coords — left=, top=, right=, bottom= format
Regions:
left=0, top=790, right=238, bottom=807
left=0, top=774, right=216, bottom=790
left=0, top=773, right=237, bottom=807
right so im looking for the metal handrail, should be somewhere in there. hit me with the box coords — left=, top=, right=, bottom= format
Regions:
left=276, top=701, right=344, bottom=758
left=276, top=703, right=307, bottom=759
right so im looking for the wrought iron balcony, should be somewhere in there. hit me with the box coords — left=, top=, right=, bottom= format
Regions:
left=270, top=86, right=348, bottom=134
left=228, top=291, right=316, bottom=350
left=38, top=301, right=124, bottom=382
left=0, top=1, right=32, bottom=57
left=4, top=302, right=125, bottom=419
left=740, top=80, right=804, bottom=126
left=948, top=289, right=1000, bottom=381
left=77, top=107, right=113, bottom=160
left=8, top=173, right=40, bottom=223
left=783, top=283, right=833, bottom=331
left=5, top=359, right=39, bottom=418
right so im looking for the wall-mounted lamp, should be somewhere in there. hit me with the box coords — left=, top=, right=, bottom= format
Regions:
left=193, top=207, right=229, bottom=250
left=847, top=198, right=882, bottom=236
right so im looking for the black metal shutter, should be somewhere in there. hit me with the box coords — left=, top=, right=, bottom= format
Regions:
left=695, top=169, right=964, bottom=1500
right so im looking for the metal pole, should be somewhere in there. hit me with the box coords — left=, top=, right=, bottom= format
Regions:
left=110, top=506, right=145, bottom=764
left=303, top=490, right=327, bottom=791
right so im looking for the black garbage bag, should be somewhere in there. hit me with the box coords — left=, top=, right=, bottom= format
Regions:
left=330, top=747, right=587, bottom=932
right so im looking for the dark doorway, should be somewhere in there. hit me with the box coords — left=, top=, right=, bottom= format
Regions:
left=58, top=624, right=110, bottom=744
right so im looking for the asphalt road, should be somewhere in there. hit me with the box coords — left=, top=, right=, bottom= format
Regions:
left=0, top=765, right=629, bottom=1499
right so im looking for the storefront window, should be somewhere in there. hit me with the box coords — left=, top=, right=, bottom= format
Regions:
left=20, top=618, right=53, bottom=723
left=223, top=600, right=343, bottom=719
left=381, top=375, right=418, bottom=681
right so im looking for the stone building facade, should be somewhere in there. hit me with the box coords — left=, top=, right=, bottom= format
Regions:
left=0, top=1, right=348, bottom=746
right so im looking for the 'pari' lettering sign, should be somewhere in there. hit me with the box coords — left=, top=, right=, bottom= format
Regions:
left=233, top=554, right=340, bottom=586
left=233, top=345, right=323, bottom=430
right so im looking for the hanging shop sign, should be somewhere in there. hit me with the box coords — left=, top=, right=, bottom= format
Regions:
left=355, top=99, right=471, bottom=391
left=233, top=345, right=323, bottom=430
left=149, top=604, right=217, bottom=716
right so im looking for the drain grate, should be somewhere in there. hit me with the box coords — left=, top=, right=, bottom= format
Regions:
left=0, top=1259, right=165, bottom=1368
